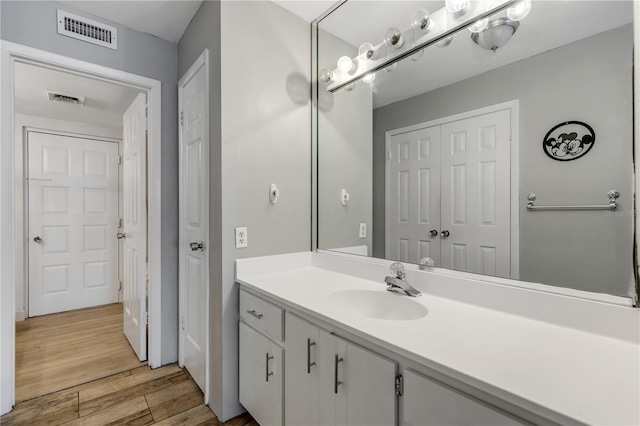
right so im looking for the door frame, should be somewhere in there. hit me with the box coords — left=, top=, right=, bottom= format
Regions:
left=0, top=41, right=163, bottom=415
left=177, top=49, right=210, bottom=402
left=24, top=129, right=123, bottom=318
left=384, top=100, right=520, bottom=279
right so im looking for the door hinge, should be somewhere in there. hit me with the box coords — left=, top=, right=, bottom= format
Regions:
left=180, top=315, right=185, bottom=330
left=143, top=312, right=149, bottom=325
left=180, top=111, right=184, bottom=126
left=118, top=155, right=123, bottom=165
left=117, top=218, right=123, bottom=228
left=395, top=374, right=403, bottom=396
left=387, top=151, right=392, bottom=160
left=508, top=127, right=512, bottom=141
left=118, top=280, right=122, bottom=291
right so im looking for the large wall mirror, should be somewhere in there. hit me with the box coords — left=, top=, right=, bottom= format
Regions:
left=315, top=0, right=638, bottom=301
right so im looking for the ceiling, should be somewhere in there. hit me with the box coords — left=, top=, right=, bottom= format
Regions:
left=317, top=1, right=634, bottom=108
left=57, top=0, right=203, bottom=43
left=272, top=0, right=338, bottom=22
left=15, top=62, right=142, bottom=129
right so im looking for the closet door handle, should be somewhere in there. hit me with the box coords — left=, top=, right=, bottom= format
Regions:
left=307, top=338, right=316, bottom=374
left=265, top=353, right=274, bottom=382
left=441, top=230, right=450, bottom=238
left=334, top=354, right=343, bottom=394
left=429, top=230, right=438, bottom=237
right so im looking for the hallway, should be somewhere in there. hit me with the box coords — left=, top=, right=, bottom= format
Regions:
left=15, top=304, right=145, bottom=401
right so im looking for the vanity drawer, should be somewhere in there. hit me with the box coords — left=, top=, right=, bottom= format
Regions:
left=240, top=289, right=284, bottom=342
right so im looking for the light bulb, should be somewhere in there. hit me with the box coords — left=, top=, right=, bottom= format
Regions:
left=507, top=0, right=531, bottom=21
left=410, top=50, right=424, bottom=61
left=436, top=36, right=454, bottom=48
left=337, top=56, right=355, bottom=74
left=468, top=18, right=488, bottom=33
left=319, top=68, right=334, bottom=84
left=344, top=83, right=355, bottom=92
left=384, top=63, right=398, bottom=72
left=445, top=0, right=470, bottom=13
left=362, top=73, right=376, bottom=83
left=358, top=42, right=378, bottom=60
left=383, top=27, right=404, bottom=49
left=410, top=9, right=432, bottom=32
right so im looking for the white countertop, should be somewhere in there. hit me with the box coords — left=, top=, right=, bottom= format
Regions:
left=236, top=252, right=640, bottom=425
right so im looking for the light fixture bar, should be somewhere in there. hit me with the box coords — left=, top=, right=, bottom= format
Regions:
left=326, top=0, right=520, bottom=93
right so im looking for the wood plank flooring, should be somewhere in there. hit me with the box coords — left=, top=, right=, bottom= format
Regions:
left=1, top=364, right=257, bottom=425
left=15, top=303, right=146, bottom=401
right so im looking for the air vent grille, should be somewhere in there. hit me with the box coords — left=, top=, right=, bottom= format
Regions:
left=47, top=91, right=86, bottom=106
left=57, top=10, right=118, bottom=50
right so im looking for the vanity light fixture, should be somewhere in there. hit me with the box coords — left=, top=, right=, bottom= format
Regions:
left=445, top=0, right=471, bottom=14
left=383, top=27, right=405, bottom=49
left=319, top=68, right=334, bottom=84
left=337, top=56, right=357, bottom=74
left=322, top=0, right=522, bottom=92
left=362, top=73, right=376, bottom=83
left=507, top=0, right=532, bottom=21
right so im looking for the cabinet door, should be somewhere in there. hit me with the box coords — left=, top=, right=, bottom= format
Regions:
left=318, top=331, right=397, bottom=426
left=239, top=322, right=283, bottom=426
left=285, top=313, right=320, bottom=425
left=403, top=369, right=526, bottom=426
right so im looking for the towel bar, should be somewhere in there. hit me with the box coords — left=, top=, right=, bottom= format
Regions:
left=526, top=190, right=619, bottom=211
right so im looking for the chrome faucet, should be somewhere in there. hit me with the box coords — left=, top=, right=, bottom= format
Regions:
left=385, top=262, right=422, bottom=297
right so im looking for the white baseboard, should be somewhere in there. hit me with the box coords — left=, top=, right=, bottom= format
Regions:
left=15, top=309, right=25, bottom=322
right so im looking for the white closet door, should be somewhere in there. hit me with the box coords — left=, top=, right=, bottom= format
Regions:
left=440, top=109, right=511, bottom=278
left=179, top=57, right=207, bottom=391
left=387, top=126, right=441, bottom=264
left=122, top=93, right=148, bottom=361
left=28, top=132, right=119, bottom=316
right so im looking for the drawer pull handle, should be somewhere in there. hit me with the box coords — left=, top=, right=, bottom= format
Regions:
left=265, top=353, right=274, bottom=382
left=307, top=338, right=316, bottom=374
left=334, top=354, right=343, bottom=394
left=247, top=309, right=263, bottom=319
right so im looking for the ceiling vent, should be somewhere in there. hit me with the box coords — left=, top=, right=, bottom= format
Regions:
left=57, top=10, right=118, bottom=50
left=47, top=90, right=86, bottom=106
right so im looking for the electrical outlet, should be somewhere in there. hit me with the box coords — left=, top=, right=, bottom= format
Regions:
left=235, top=227, right=248, bottom=248
left=359, top=223, right=367, bottom=238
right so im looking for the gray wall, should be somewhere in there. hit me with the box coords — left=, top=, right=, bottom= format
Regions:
left=178, top=1, right=311, bottom=420
left=177, top=0, right=223, bottom=417
left=317, top=30, right=373, bottom=254
left=373, top=25, right=634, bottom=298
left=1, top=1, right=179, bottom=363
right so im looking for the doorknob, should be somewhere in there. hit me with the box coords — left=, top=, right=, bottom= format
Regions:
left=116, top=232, right=127, bottom=240
left=190, top=241, right=204, bottom=251
left=429, top=230, right=438, bottom=237
left=33, top=236, right=43, bottom=244
left=441, top=230, right=450, bottom=238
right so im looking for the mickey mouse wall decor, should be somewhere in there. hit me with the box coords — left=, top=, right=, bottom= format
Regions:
left=542, top=121, right=595, bottom=161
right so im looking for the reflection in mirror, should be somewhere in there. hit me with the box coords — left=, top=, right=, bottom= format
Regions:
left=316, top=1, right=636, bottom=299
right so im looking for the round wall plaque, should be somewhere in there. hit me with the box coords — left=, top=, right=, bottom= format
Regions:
left=542, top=121, right=595, bottom=161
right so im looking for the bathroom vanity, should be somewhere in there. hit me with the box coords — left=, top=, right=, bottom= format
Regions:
left=236, top=251, right=639, bottom=426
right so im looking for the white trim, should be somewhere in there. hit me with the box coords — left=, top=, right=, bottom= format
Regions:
left=178, top=49, right=210, bottom=404
left=1, top=41, right=163, bottom=415
left=634, top=1, right=640, bottom=306
left=384, top=100, right=520, bottom=279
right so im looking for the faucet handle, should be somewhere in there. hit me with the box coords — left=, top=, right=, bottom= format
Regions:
left=390, top=262, right=405, bottom=278
left=419, top=257, right=434, bottom=269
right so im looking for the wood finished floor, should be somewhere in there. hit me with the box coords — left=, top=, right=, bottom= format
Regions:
left=0, top=363, right=257, bottom=425
left=15, top=303, right=146, bottom=402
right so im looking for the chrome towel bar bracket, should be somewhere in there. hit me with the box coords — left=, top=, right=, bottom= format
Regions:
left=527, top=190, right=619, bottom=211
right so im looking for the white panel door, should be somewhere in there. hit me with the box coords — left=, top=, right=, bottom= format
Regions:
left=179, top=58, right=207, bottom=391
left=122, top=93, right=148, bottom=361
left=388, top=126, right=441, bottom=264
left=28, top=132, right=119, bottom=316
left=440, top=109, right=511, bottom=278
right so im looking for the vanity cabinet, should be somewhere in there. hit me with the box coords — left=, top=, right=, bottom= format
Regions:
left=284, top=312, right=397, bottom=426
left=239, top=322, right=283, bottom=426
left=402, top=369, right=526, bottom=426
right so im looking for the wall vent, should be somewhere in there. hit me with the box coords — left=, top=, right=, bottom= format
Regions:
left=47, top=90, right=86, bottom=106
left=57, top=10, right=118, bottom=50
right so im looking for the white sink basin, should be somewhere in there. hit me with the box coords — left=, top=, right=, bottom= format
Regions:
left=328, top=289, right=428, bottom=321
